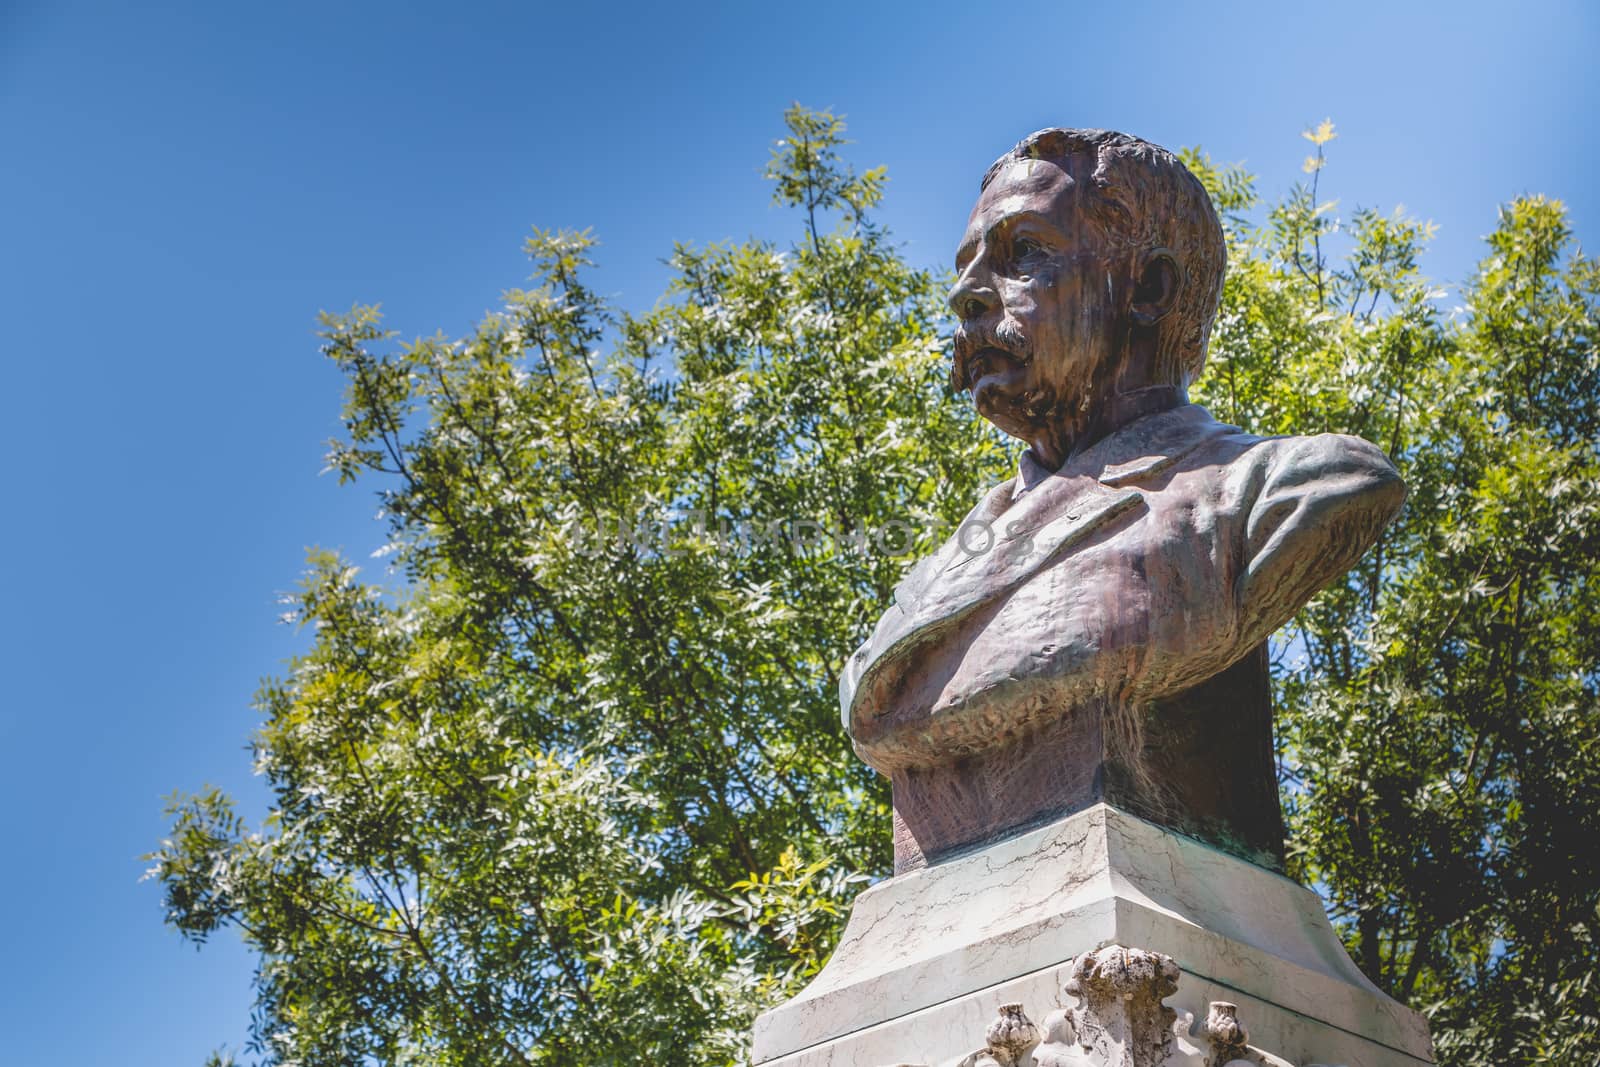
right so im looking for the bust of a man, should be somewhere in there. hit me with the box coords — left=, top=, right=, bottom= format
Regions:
left=841, top=129, right=1405, bottom=872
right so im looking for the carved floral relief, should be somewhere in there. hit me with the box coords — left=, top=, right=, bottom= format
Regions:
left=890, top=946, right=1342, bottom=1067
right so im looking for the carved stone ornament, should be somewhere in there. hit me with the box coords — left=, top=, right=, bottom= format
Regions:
left=893, top=946, right=1343, bottom=1067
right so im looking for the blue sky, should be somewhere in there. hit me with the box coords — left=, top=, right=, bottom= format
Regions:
left=1, top=1, right=1593, bottom=1063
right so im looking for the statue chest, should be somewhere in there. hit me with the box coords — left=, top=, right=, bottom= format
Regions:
left=854, top=476, right=1251, bottom=766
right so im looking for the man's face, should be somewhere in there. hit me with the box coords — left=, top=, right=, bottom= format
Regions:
left=950, top=156, right=1132, bottom=443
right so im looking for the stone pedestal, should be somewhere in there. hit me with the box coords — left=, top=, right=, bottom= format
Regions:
left=752, top=805, right=1433, bottom=1067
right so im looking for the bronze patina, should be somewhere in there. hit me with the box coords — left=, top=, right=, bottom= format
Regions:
left=842, top=130, right=1405, bottom=872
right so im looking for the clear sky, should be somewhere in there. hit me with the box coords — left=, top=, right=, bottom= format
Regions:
left=1, top=1, right=1593, bottom=1063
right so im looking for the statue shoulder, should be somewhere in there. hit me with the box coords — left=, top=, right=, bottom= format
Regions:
left=1232, top=430, right=1406, bottom=641
left=1245, top=430, right=1406, bottom=511
left=1160, top=406, right=1401, bottom=495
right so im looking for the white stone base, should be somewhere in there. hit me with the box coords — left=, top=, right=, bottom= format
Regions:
left=752, top=805, right=1432, bottom=1067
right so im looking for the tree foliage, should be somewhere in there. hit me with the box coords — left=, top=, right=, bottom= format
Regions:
left=1187, top=124, right=1600, bottom=1066
left=152, top=106, right=1006, bottom=1066
left=151, top=110, right=1598, bottom=1066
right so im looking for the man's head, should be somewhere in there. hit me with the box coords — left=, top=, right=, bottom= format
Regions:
left=950, top=129, right=1225, bottom=461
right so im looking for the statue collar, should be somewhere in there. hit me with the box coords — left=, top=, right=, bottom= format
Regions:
left=1009, top=397, right=1236, bottom=503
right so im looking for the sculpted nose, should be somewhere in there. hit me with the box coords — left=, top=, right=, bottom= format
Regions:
left=948, top=267, right=998, bottom=321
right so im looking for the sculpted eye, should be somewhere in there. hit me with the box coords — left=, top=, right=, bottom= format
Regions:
left=1012, top=237, right=1044, bottom=263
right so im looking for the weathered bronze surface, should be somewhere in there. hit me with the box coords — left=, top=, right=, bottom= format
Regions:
left=842, top=130, right=1405, bottom=872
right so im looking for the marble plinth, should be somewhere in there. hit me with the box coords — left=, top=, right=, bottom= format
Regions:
left=752, top=805, right=1433, bottom=1067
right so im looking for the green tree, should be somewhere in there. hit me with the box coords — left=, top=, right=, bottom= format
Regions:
left=1187, top=123, right=1600, bottom=1065
left=151, top=111, right=1599, bottom=1065
left=151, top=106, right=1006, bottom=1066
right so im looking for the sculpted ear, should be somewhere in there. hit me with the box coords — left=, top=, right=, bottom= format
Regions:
left=1131, top=249, right=1180, bottom=327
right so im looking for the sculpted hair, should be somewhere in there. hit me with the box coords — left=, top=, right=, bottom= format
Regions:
left=982, top=129, right=1226, bottom=387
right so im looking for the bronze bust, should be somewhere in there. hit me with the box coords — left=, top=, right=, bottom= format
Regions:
left=841, top=130, right=1405, bottom=872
